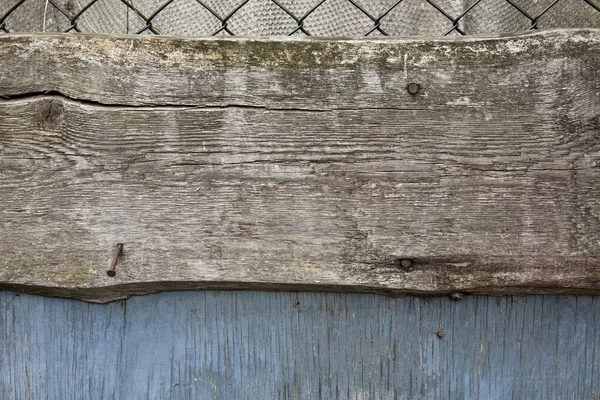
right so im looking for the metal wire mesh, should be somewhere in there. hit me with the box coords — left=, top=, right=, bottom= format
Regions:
left=1, top=0, right=600, bottom=36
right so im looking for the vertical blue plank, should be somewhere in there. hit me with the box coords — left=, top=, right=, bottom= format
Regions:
left=2, top=291, right=600, bottom=399
left=0, top=291, right=125, bottom=399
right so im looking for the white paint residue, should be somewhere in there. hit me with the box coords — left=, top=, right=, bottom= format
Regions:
left=446, top=96, right=472, bottom=106
left=361, top=70, right=383, bottom=94
left=504, top=40, right=528, bottom=54
left=339, top=55, right=359, bottom=65
left=415, top=53, right=437, bottom=67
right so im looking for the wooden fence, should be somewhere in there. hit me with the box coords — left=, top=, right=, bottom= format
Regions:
left=1, top=27, right=599, bottom=399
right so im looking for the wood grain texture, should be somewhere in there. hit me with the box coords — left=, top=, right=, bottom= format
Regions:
left=0, top=30, right=600, bottom=301
left=1, top=290, right=600, bottom=399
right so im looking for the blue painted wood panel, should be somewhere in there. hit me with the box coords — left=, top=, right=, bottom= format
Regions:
left=1, top=291, right=599, bottom=399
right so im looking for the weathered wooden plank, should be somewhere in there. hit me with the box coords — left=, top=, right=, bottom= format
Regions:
left=0, top=30, right=599, bottom=301
left=1, top=29, right=599, bottom=107
left=1, top=290, right=600, bottom=399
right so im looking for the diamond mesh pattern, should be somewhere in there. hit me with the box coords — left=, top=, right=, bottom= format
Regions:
left=1, top=0, right=599, bottom=35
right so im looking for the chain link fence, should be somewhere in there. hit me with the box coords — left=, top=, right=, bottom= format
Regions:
left=1, top=0, right=600, bottom=36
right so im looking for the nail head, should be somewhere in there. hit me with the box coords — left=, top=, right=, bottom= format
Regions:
left=407, top=83, right=420, bottom=95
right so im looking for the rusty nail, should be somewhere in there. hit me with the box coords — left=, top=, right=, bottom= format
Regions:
left=400, top=259, right=412, bottom=269
left=407, top=83, right=420, bottom=95
left=107, top=243, right=123, bottom=277
left=436, top=328, right=444, bottom=339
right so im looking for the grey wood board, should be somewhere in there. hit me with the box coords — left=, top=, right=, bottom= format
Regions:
left=1, top=29, right=600, bottom=108
left=0, top=30, right=600, bottom=301
left=1, top=290, right=600, bottom=399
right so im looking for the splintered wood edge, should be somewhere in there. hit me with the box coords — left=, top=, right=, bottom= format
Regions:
left=0, top=29, right=599, bottom=302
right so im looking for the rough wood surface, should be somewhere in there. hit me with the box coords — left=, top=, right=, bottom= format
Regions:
left=0, top=30, right=599, bottom=301
left=1, top=290, right=600, bottom=399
